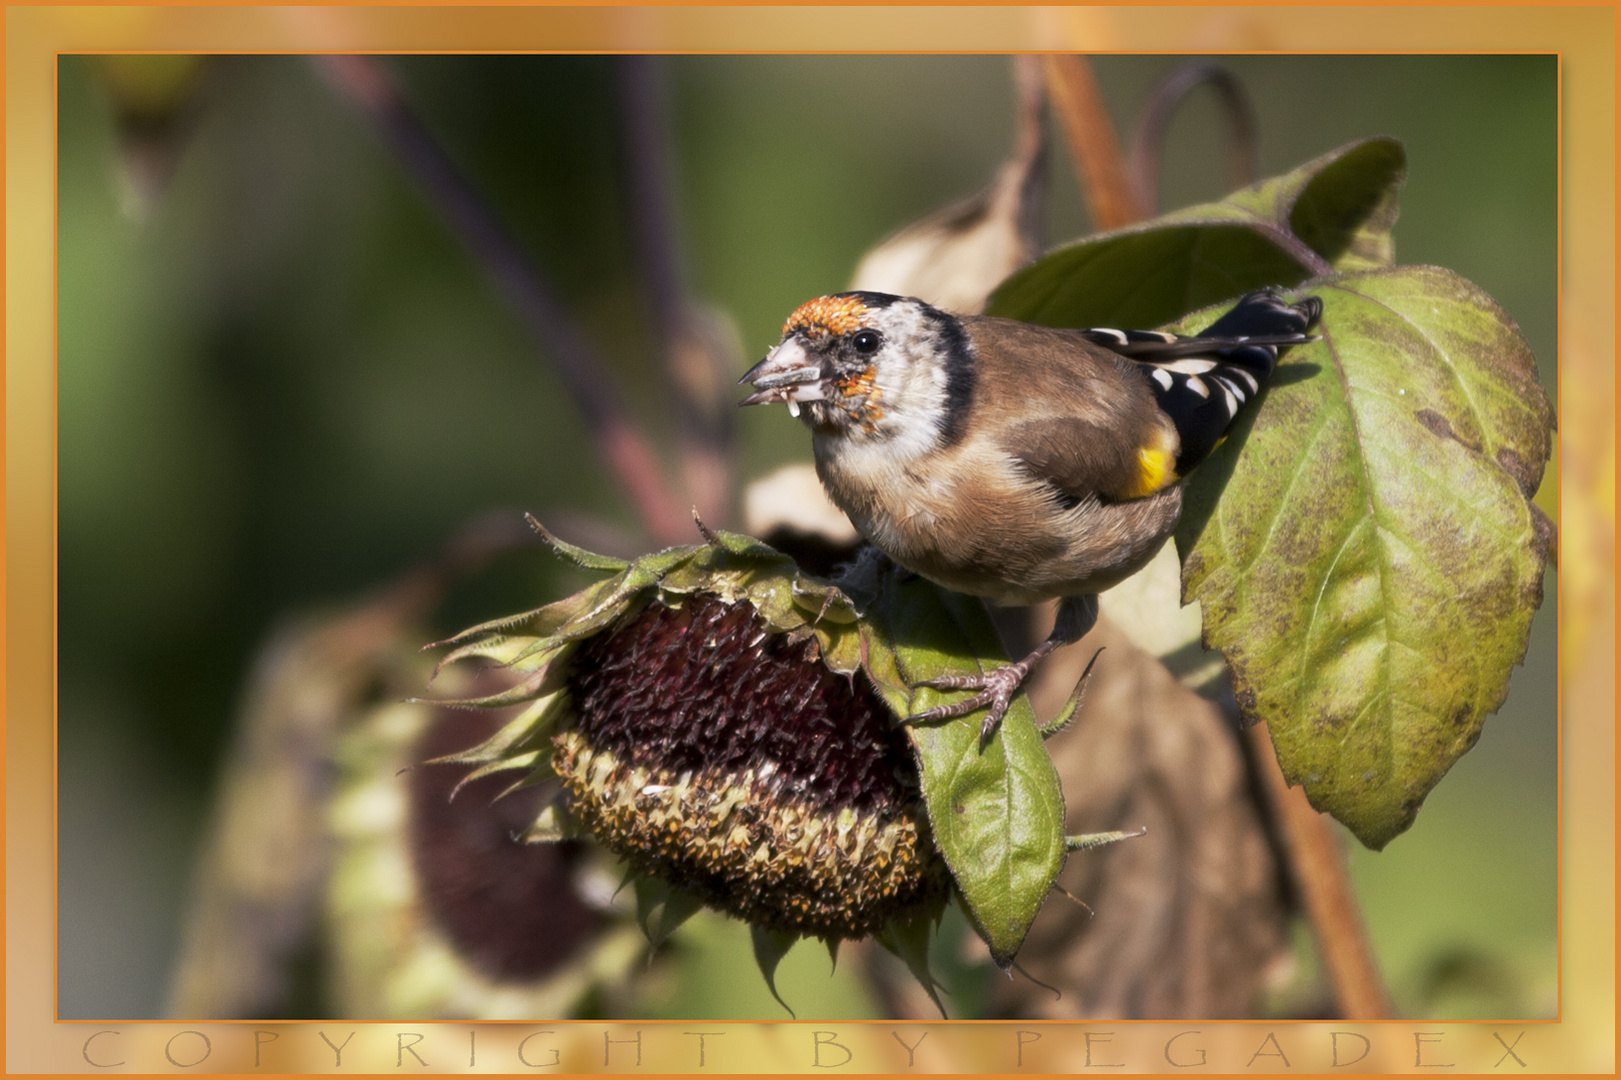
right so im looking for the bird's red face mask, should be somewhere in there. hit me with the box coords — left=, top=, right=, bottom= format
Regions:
left=738, top=294, right=888, bottom=430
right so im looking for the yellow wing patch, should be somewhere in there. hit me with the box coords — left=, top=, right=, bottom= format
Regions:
left=1122, top=443, right=1179, bottom=499
left=784, top=294, right=872, bottom=338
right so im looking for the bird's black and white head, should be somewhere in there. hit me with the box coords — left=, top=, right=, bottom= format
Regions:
left=739, top=292, right=975, bottom=454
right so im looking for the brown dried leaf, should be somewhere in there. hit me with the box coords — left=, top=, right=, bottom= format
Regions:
left=986, top=614, right=1292, bottom=1019
left=847, top=57, right=1047, bottom=314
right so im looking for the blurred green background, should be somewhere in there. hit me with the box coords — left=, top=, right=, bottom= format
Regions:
left=57, top=54, right=1557, bottom=1020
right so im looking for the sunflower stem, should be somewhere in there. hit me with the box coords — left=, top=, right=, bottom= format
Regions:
left=311, top=54, right=691, bottom=544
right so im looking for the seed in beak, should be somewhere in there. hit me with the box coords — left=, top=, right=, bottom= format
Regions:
left=738, top=340, right=829, bottom=413
left=748, top=365, right=824, bottom=392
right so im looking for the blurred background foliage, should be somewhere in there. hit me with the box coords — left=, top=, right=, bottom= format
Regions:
left=58, top=53, right=1556, bottom=1020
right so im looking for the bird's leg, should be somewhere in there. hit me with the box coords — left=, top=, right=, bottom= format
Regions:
left=908, top=594, right=1100, bottom=745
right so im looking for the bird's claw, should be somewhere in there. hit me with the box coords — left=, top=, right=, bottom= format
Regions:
left=907, top=663, right=1030, bottom=747
left=912, top=672, right=984, bottom=691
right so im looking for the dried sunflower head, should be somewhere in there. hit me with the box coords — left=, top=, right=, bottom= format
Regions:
left=165, top=591, right=647, bottom=1022
left=326, top=667, right=647, bottom=1019
left=428, top=520, right=1100, bottom=1010
left=556, top=590, right=951, bottom=943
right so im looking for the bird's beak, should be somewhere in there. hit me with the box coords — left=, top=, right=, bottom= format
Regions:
left=738, top=339, right=828, bottom=417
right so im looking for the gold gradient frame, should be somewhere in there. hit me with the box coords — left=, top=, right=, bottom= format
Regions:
left=8, top=5, right=1613, bottom=1074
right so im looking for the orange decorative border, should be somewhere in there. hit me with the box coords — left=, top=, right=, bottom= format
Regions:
left=7, top=6, right=1613, bottom=1074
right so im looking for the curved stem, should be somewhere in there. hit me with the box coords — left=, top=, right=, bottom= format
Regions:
left=616, top=55, right=736, bottom=527
left=1129, top=60, right=1261, bottom=215
left=1246, top=721, right=1392, bottom=1019
left=1007, top=55, right=1051, bottom=251
left=312, top=54, right=691, bottom=544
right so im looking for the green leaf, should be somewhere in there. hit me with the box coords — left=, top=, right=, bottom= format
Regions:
left=446, top=751, right=545, bottom=797
left=704, top=526, right=794, bottom=562
left=1037, top=645, right=1104, bottom=739
left=749, top=925, right=800, bottom=1018
left=823, top=936, right=841, bottom=973
left=430, top=633, right=542, bottom=672
left=874, top=902, right=949, bottom=1018
left=429, top=581, right=611, bottom=648
left=1215, top=136, right=1406, bottom=273
left=861, top=570, right=1066, bottom=967
left=985, top=137, right=1406, bottom=329
left=986, top=221, right=1309, bottom=331
left=527, top=513, right=632, bottom=572
left=430, top=688, right=572, bottom=768
left=1175, top=266, right=1553, bottom=848
left=520, top=800, right=587, bottom=843
left=1065, top=829, right=1146, bottom=852
left=418, top=665, right=556, bottom=710
left=1281, top=137, right=1405, bottom=271
left=633, top=876, right=704, bottom=952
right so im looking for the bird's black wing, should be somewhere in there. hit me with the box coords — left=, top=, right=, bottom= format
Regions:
left=1078, top=288, right=1323, bottom=475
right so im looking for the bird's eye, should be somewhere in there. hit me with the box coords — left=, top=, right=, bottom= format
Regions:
left=851, top=330, right=882, bottom=355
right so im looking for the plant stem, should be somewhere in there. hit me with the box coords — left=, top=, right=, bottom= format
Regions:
left=1041, top=55, right=1145, bottom=230
left=1247, top=722, right=1393, bottom=1019
left=1129, top=61, right=1260, bottom=215
left=312, top=54, right=692, bottom=545
left=615, top=55, right=736, bottom=527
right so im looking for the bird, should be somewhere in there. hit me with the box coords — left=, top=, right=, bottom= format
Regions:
left=739, top=286, right=1322, bottom=742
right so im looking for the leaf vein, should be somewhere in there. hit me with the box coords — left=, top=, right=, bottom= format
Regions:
left=1311, top=302, right=1398, bottom=723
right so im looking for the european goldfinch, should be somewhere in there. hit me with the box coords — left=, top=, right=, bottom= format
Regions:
left=740, top=287, right=1321, bottom=739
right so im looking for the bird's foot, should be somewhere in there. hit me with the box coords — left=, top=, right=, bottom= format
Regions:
left=902, top=595, right=1098, bottom=748
left=908, top=652, right=1047, bottom=747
